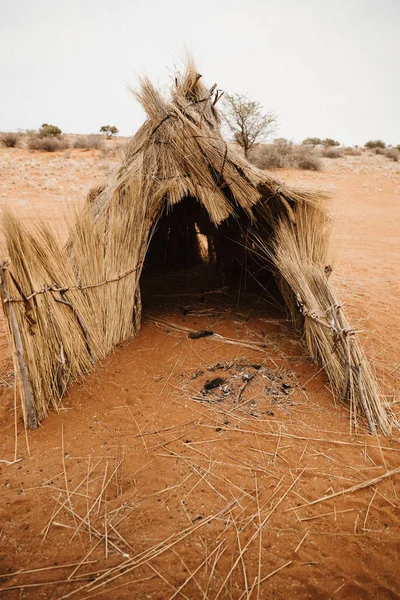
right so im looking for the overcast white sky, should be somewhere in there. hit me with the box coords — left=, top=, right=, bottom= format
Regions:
left=1, top=0, right=399, bottom=146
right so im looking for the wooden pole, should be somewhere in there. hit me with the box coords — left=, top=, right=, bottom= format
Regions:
left=0, top=266, right=38, bottom=430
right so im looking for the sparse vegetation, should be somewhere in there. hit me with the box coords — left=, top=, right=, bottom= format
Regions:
left=365, top=140, right=386, bottom=149
left=302, top=137, right=340, bottom=148
left=38, top=123, right=62, bottom=138
left=342, top=146, right=362, bottom=156
left=384, top=148, right=400, bottom=162
left=249, top=140, right=321, bottom=171
left=222, top=93, right=277, bottom=158
left=72, top=135, right=103, bottom=150
left=248, top=144, right=283, bottom=169
left=295, top=146, right=323, bottom=171
left=321, top=147, right=344, bottom=159
left=100, top=125, right=119, bottom=138
left=0, top=131, right=23, bottom=148
left=26, top=131, right=69, bottom=152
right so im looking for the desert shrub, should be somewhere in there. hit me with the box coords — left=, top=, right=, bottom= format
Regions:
left=384, top=148, right=400, bottom=162
left=302, top=137, right=322, bottom=146
left=292, top=145, right=322, bottom=170
left=27, top=132, right=69, bottom=152
left=342, top=146, right=362, bottom=156
left=321, top=147, right=344, bottom=158
left=365, top=139, right=386, bottom=149
left=374, top=147, right=386, bottom=155
left=248, top=144, right=284, bottom=169
left=38, top=123, right=62, bottom=138
left=249, top=141, right=321, bottom=171
left=72, top=135, right=103, bottom=150
left=0, top=131, right=23, bottom=148
left=322, top=138, right=340, bottom=147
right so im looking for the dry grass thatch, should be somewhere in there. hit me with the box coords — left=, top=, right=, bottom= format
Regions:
left=252, top=204, right=388, bottom=434
left=0, top=59, right=390, bottom=434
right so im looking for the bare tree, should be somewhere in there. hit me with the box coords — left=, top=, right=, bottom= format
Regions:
left=222, top=93, right=277, bottom=158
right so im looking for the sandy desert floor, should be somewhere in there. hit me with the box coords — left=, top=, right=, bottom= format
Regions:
left=0, top=147, right=399, bottom=599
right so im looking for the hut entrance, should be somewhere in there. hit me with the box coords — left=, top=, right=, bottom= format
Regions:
left=141, top=197, right=282, bottom=310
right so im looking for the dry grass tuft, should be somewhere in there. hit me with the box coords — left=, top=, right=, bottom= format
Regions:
left=374, top=147, right=386, bottom=156
left=321, top=147, right=344, bottom=159
left=294, top=146, right=322, bottom=171
left=72, top=135, right=103, bottom=150
left=384, top=148, right=400, bottom=162
left=0, top=132, right=23, bottom=148
left=342, top=147, right=362, bottom=156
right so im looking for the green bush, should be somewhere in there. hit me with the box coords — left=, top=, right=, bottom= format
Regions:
left=0, top=131, right=23, bottom=147
left=38, top=123, right=62, bottom=138
left=322, top=138, right=340, bottom=147
left=302, top=137, right=322, bottom=146
left=365, top=139, right=386, bottom=149
left=100, top=125, right=119, bottom=138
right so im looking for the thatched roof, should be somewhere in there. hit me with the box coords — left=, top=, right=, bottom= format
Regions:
left=0, top=60, right=390, bottom=434
left=89, top=59, right=323, bottom=225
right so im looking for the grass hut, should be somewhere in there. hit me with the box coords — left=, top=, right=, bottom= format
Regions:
left=0, top=60, right=390, bottom=434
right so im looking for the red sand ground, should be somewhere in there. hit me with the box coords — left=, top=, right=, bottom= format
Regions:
left=0, top=148, right=399, bottom=600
